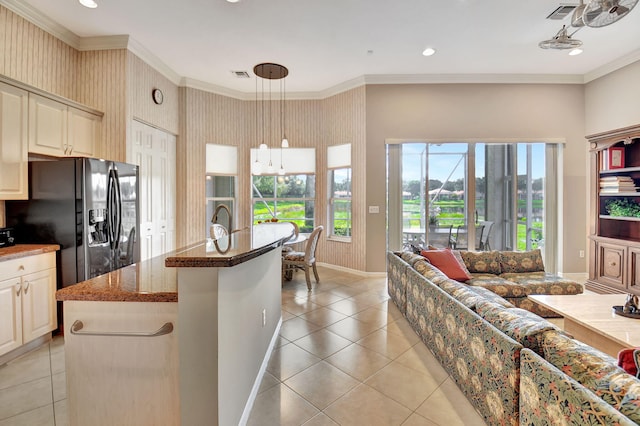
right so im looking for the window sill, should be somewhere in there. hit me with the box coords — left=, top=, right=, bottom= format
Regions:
left=328, top=236, right=351, bottom=243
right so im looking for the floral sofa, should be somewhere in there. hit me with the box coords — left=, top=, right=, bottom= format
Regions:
left=388, top=250, right=640, bottom=425
left=458, top=249, right=583, bottom=317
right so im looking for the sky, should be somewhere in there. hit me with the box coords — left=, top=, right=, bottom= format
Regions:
left=400, top=142, right=545, bottom=183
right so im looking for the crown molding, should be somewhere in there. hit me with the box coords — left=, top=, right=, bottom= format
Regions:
left=362, top=73, right=585, bottom=85
left=584, top=48, right=640, bottom=83
left=0, top=0, right=80, bottom=47
left=78, top=35, right=129, bottom=51
left=181, top=77, right=249, bottom=100
left=126, top=37, right=181, bottom=85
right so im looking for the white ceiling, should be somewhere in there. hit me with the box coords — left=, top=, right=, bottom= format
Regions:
left=6, top=0, right=640, bottom=96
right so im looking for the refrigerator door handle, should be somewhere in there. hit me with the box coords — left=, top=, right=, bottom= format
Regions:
left=107, top=169, right=122, bottom=251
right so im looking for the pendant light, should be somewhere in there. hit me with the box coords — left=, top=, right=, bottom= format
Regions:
left=253, top=63, right=290, bottom=175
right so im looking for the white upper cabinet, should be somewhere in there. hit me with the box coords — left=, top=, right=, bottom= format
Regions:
left=0, top=82, right=29, bottom=200
left=29, top=93, right=101, bottom=158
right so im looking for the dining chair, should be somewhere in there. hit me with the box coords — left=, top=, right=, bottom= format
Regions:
left=478, top=221, right=494, bottom=251
left=282, top=225, right=323, bottom=290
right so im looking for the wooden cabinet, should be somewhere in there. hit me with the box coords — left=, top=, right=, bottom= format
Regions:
left=588, top=124, right=640, bottom=294
left=0, top=252, right=57, bottom=357
left=29, top=93, right=100, bottom=158
left=0, top=82, right=29, bottom=200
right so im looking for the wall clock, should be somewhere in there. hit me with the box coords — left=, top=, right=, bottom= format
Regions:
left=152, top=88, right=164, bottom=105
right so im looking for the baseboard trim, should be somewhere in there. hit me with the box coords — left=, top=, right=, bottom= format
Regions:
left=239, top=316, right=283, bottom=426
left=317, top=262, right=386, bottom=278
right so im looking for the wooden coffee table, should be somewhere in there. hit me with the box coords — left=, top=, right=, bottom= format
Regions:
left=529, top=294, right=640, bottom=357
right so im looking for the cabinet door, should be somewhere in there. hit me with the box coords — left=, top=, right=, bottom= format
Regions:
left=21, top=268, right=56, bottom=344
left=0, top=82, right=29, bottom=200
left=596, top=242, right=626, bottom=291
left=0, top=277, right=23, bottom=356
left=629, top=247, right=640, bottom=295
left=68, top=107, right=100, bottom=157
left=28, top=94, right=68, bottom=156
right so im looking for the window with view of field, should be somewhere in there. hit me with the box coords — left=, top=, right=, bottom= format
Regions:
left=329, top=168, right=351, bottom=238
left=252, top=174, right=316, bottom=233
left=387, top=141, right=561, bottom=273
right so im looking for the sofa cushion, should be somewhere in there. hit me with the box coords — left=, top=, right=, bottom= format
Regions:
left=499, top=249, right=545, bottom=273
left=594, top=371, right=640, bottom=422
left=459, top=250, right=501, bottom=275
left=499, top=272, right=583, bottom=295
left=467, top=286, right=514, bottom=308
left=476, top=301, right=562, bottom=355
left=420, top=249, right=472, bottom=282
left=467, top=274, right=529, bottom=298
left=542, top=330, right=620, bottom=390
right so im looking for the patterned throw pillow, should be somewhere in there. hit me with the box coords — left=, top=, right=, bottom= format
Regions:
left=499, top=249, right=545, bottom=273
left=459, top=250, right=501, bottom=275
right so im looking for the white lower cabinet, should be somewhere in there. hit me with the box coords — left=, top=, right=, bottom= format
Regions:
left=0, top=252, right=57, bottom=357
left=64, top=301, right=179, bottom=426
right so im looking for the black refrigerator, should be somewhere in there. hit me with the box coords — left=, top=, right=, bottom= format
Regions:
left=5, top=158, right=140, bottom=288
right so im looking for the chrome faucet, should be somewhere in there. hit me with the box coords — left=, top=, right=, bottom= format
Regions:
left=210, top=204, right=232, bottom=238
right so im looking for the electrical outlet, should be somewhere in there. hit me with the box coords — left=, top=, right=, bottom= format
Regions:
left=579, top=250, right=585, bottom=258
left=262, top=309, right=266, bottom=327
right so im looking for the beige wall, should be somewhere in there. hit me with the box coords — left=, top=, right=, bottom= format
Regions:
left=365, top=83, right=587, bottom=273
left=127, top=52, right=180, bottom=136
left=0, top=6, right=78, bottom=99
left=585, top=61, right=640, bottom=135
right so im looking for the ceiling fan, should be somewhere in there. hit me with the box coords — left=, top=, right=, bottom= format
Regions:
left=538, top=25, right=583, bottom=49
left=582, top=0, right=639, bottom=27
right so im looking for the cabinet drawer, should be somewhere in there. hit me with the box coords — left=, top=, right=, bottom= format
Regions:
left=596, top=242, right=626, bottom=289
left=0, top=252, right=56, bottom=279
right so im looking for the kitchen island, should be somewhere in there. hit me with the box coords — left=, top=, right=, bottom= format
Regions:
left=57, top=224, right=292, bottom=426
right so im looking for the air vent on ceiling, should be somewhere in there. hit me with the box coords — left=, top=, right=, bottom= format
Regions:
left=546, top=4, right=578, bottom=19
left=231, top=71, right=250, bottom=78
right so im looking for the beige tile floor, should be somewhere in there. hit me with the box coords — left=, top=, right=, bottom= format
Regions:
left=0, top=265, right=487, bottom=426
left=0, top=336, right=67, bottom=426
left=248, top=266, right=488, bottom=426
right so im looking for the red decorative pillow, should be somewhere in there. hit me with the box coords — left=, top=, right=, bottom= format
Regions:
left=420, top=248, right=472, bottom=282
left=618, top=348, right=639, bottom=377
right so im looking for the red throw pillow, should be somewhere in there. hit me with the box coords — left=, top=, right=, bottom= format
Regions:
left=420, top=248, right=472, bottom=282
left=618, top=348, right=639, bottom=377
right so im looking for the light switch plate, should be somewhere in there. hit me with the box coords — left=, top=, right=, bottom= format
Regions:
left=368, top=206, right=380, bottom=214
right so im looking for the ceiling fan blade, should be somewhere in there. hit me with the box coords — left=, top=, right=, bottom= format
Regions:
left=613, top=5, right=630, bottom=14
left=584, top=7, right=604, bottom=22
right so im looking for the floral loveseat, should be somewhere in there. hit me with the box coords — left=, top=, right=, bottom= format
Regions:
left=458, top=249, right=583, bottom=317
left=388, top=250, right=640, bottom=425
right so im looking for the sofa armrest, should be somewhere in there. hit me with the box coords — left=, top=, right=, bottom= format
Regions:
left=520, top=349, right=636, bottom=425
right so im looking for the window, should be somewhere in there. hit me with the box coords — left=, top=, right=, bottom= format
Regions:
left=387, top=141, right=561, bottom=272
left=206, top=175, right=235, bottom=237
left=328, top=144, right=352, bottom=239
left=252, top=174, right=315, bottom=232
left=329, top=168, right=352, bottom=237
left=251, top=147, right=316, bottom=232
left=205, top=144, right=237, bottom=238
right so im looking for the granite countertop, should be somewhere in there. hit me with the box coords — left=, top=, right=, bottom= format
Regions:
left=165, top=224, right=293, bottom=268
left=56, top=224, right=293, bottom=303
left=0, top=244, right=60, bottom=261
left=56, top=250, right=178, bottom=302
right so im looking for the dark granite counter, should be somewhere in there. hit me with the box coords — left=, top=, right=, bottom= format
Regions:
left=0, top=244, right=60, bottom=261
left=164, top=224, right=292, bottom=268
left=55, top=223, right=293, bottom=302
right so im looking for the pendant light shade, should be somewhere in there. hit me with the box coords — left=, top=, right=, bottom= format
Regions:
left=253, top=63, right=290, bottom=175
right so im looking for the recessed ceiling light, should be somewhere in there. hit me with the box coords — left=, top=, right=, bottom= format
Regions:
left=79, top=0, right=97, bottom=8
left=422, top=47, right=436, bottom=57
left=569, top=48, right=583, bottom=56
left=227, top=0, right=240, bottom=3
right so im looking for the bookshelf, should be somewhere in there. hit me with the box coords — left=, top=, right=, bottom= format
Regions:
left=587, top=124, right=640, bottom=295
